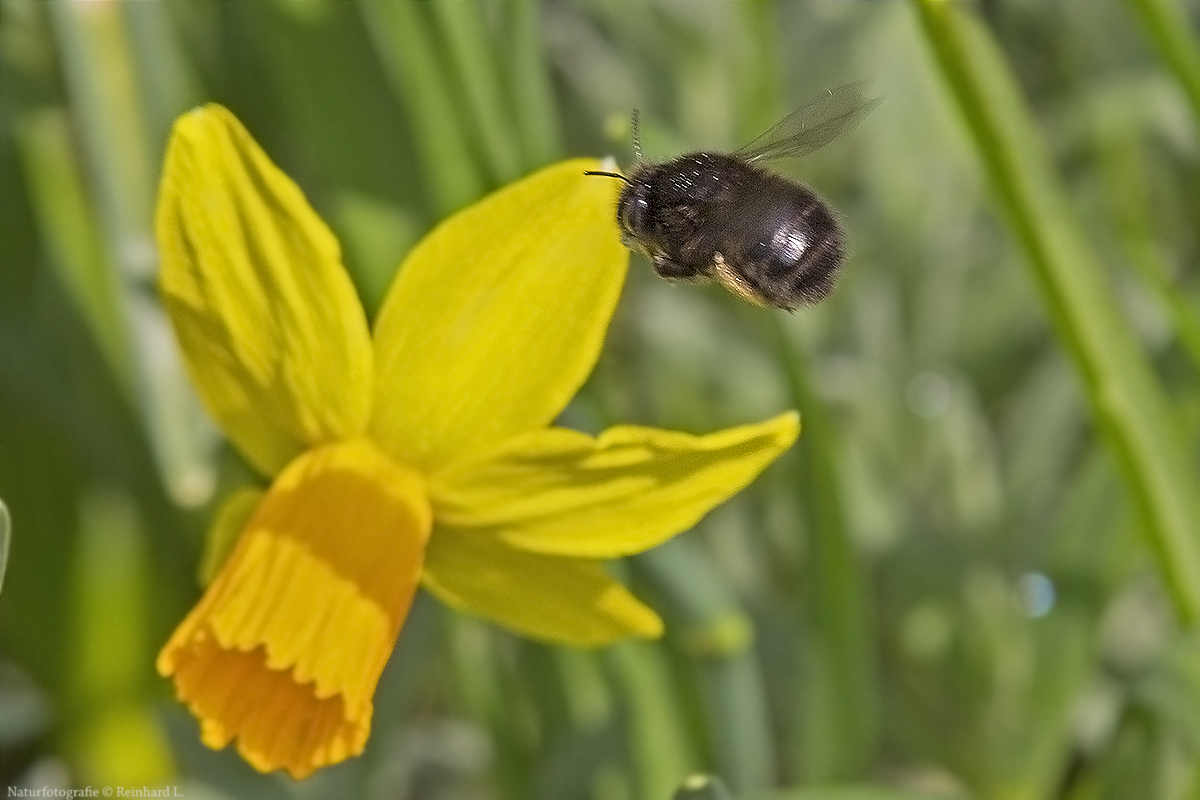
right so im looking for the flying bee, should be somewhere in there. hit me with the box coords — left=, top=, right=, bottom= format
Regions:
left=586, top=83, right=881, bottom=311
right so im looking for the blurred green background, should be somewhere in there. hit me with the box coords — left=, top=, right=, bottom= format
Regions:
left=3, top=1, right=1200, bottom=799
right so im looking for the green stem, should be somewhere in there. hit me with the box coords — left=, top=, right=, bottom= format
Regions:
left=1124, top=0, right=1200, bottom=129
left=604, top=642, right=696, bottom=800
left=914, top=0, right=1200, bottom=622
left=768, top=316, right=877, bottom=781
left=636, top=540, right=775, bottom=793
left=1123, top=233, right=1200, bottom=378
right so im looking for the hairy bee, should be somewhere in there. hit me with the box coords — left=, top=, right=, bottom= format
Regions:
left=586, top=83, right=881, bottom=311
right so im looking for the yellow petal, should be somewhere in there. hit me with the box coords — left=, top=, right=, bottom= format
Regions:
left=431, top=412, right=800, bottom=558
left=422, top=526, right=663, bottom=646
left=158, top=439, right=430, bottom=778
left=156, top=105, right=373, bottom=477
left=369, top=159, right=627, bottom=472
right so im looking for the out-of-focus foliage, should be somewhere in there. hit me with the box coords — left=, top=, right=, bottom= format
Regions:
left=2, top=1, right=1199, bottom=799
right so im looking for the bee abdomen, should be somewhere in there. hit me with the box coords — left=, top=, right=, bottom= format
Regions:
left=734, top=190, right=845, bottom=311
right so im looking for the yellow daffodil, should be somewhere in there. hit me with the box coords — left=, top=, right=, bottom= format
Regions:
left=154, top=104, right=799, bottom=779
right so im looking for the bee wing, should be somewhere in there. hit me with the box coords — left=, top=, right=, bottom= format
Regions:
left=736, top=82, right=882, bottom=163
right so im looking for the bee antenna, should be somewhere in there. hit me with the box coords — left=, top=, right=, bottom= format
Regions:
left=630, top=109, right=642, bottom=162
left=583, top=170, right=632, bottom=185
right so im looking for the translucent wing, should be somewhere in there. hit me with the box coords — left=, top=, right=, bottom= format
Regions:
left=736, top=82, right=882, bottom=163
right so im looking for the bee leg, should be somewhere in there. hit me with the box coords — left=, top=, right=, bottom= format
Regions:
left=712, top=252, right=773, bottom=309
left=651, top=253, right=704, bottom=282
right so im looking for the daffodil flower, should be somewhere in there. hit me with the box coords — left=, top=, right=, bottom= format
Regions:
left=154, top=104, right=799, bottom=779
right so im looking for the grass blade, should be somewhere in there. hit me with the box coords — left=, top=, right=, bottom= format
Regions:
left=914, top=0, right=1200, bottom=623
left=429, top=2, right=523, bottom=183
left=769, top=316, right=877, bottom=781
left=637, top=539, right=776, bottom=792
left=505, top=2, right=561, bottom=168
left=361, top=2, right=485, bottom=215
left=1124, top=0, right=1200, bottom=127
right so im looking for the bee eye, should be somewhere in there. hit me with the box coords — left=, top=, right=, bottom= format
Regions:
left=619, top=200, right=634, bottom=232
left=620, top=190, right=650, bottom=236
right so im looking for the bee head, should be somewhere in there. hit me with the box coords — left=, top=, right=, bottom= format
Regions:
left=615, top=167, right=655, bottom=247
left=583, top=160, right=660, bottom=259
